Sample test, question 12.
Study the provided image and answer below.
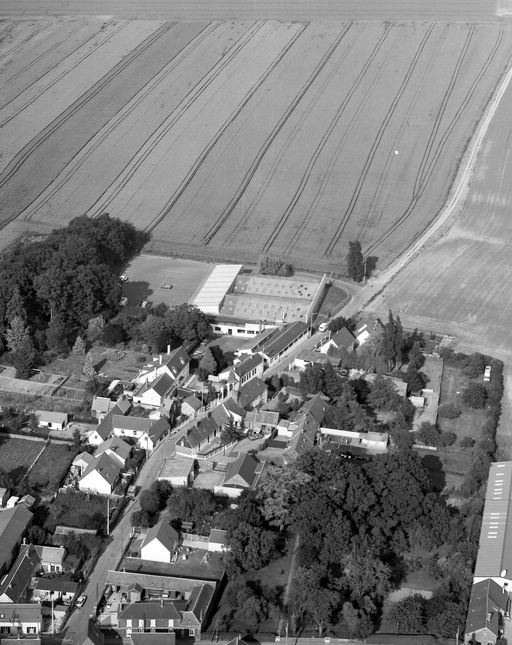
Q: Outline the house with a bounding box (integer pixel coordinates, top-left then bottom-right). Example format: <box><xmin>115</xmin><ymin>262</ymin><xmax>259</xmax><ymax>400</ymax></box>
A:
<box><xmin>157</xmin><ymin>458</ymin><xmax>194</xmax><ymax>487</ymax></box>
<box><xmin>88</xmin><ymin>399</ymin><xmax>131</xmax><ymax>446</ymax></box>
<box><xmin>291</xmin><ymin>349</ymin><xmax>339</xmax><ymax>371</ymax></box>
<box><xmin>245</xmin><ymin>410</ymin><xmax>280</xmax><ymax>434</ymax></box>
<box><xmin>94</xmin><ymin>436</ymin><xmax>132</xmax><ymax>467</ymax></box>
<box><xmin>71</xmin><ymin>451</ymin><xmax>96</xmax><ymax>477</ymax></box>
<box><xmin>318</xmin><ymin>327</ymin><xmax>357</xmax><ymax>354</ymax></box>
<box><xmin>91</xmin><ymin>396</ymin><xmax>115</xmax><ymax>421</ymax></box>
<box><xmin>134</xmin><ymin>347</ymin><xmax>190</xmax><ymax>386</ymax></box>
<box><xmin>0</xmin><ymin>603</ymin><xmax>42</xmax><ymax>635</ymax></box>
<box><xmin>178</xmin><ymin>583</ymin><xmax>215</xmax><ymax>638</ymax></box>
<box><xmin>355</xmin><ymin>323</ymin><xmax>371</xmax><ymax>346</ymax></box>
<box><xmin>31</xmin><ymin>578</ymin><xmax>78</xmax><ymax>603</ymax></box>
<box><xmin>181</xmin><ymin>396</ymin><xmax>202</xmax><ymax>419</ymax></box>
<box><xmin>112</xmin><ymin>415</ymin><xmax>153</xmax><ymax>439</ymax></box>
<box><xmin>320</xmin><ymin>427</ymin><xmax>389</xmax><ymax>453</ymax></box>
<box><xmin>137</xmin><ymin>417</ymin><xmax>170</xmax><ymax>452</ymax></box>
<box><xmin>465</xmin><ymin>578</ymin><xmax>509</xmax><ymax>645</ymax></box>
<box><xmin>0</xmin><ymin>488</ymin><xmax>10</xmax><ymax>508</ymax></box>
<box><xmin>119</xmin><ymin>601</ymin><xmax>181</xmax><ymax>636</ymax></box>
<box><xmin>284</xmin><ymin>415</ymin><xmax>320</xmax><ymax>462</ymax></box>
<box><xmin>301</xmin><ymin>393</ymin><xmax>328</xmax><ymax>424</ymax></box>
<box><xmin>238</xmin><ymin>377</ymin><xmax>268</xmax><ymax>410</ymax></box>
<box><xmin>0</xmin><ymin>505</ymin><xmax>33</xmax><ymax>576</ymax></box>
<box><xmin>132</xmin><ymin>373</ymin><xmax>175</xmax><ymax>409</ymax></box>
<box><xmin>18</xmin><ymin>495</ymin><xmax>36</xmax><ymax>510</ymax></box>
<box><xmin>215</xmin><ymin>453</ymin><xmax>264</xmax><ymax>498</ymax></box>
<box><xmin>83</xmin><ymin>619</ymin><xmax>105</xmax><ymax>645</ymax></box>
<box><xmin>258</xmin><ymin>321</ymin><xmax>309</xmax><ymax>366</ymax></box>
<box><xmin>210</xmin><ymin>397</ymin><xmax>245</xmax><ymax>430</ymax></box>
<box><xmin>0</xmin><ymin>545</ymin><xmax>40</xmax><ymax>603</ymax></box>
<box><xmin>208</xmin><ymin>529</ymin><xmax>228</xmax><ymax>553</ymax></box>
<box><xmin>34</xmin><ymin>545</ymin><xmax>66</xmax><ymax>573</ymax></box>
<box><xmin>218</xmin><ymin>355</ymin><xmax>265</xmax><ymax>387</ymax></box>
<box><xmin>78</xmin><ymin>453</ymin><xmax>121</xmax><ymax>496</ymax></box>
<box><xmin>34</xmin><ymin>410</ymin><xmax>68</xmax><ymax>431</ymax></box>
<box><xmin>176</xmin><ymin>418</ymin><xmax>219</xmax><ymax>457</ymax></box>
<box><xmin>140</xmin><ymin>519</ymin><xmax>179</xmax><ymax>563</ymax></box>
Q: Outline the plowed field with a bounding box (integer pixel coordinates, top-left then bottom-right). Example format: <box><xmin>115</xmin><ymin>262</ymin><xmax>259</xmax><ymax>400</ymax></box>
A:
<box><xmin>1</xmin><ymin>18</ymin><xmax>512</xmax><ymax>273</ymax></box>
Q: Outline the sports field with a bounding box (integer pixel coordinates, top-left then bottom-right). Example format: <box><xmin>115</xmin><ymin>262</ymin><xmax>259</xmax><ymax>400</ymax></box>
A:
<box><xmin>1</xmin><ymin>18</ymin><xmax>511</xmax><ymax>273</ymax></box>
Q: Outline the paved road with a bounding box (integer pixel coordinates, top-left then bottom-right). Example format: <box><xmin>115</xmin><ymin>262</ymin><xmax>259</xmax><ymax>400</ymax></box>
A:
<box><xmin>0</xmin><ymin>0</ymin><xmax>498</xmax><ymax>20</ymax></box>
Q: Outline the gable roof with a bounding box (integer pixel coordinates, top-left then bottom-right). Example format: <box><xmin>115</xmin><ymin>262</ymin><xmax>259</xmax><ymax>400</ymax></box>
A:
<box><xmin>120</xmin><ymin>600</ymin><xmax>181</xmax><ymax>621</ymax></box>
<box><xmin>465</xmin><ymin>578</ymin><xmax>508</xmax><ymax>637</ymax></box>
<box><xmin>115</xmin><ymin>397</ymin><xmax>132</xmax><ymax>415</ymax></box>
<box><xmin>183</xmin><ymin>396</ymin><xmax>202</xmax><ymax>411</ymax></box>
<box><xmin>148</xmin><ymin>373</ymin><xmax>175</xmax><ymax>397</ymax></box>
<box><xmin>93</xmin><ymin>413</ymin><xmax>113</xmax><ymax>442</ymax></box>
<box><xmin>91</xmin><ymin>396</ymin><xmax>114</xmax><ymax>415</ymax></box>
<box><xmin>301</xmin><ymin>394</ymin><xmax>328</xmax><ymax>424</ymax></box>
<box><xmin>260</xmin><ymin>321</ymin><xmax>308</xmax><ymax>359</ymax></box>
<box><xmin>94</xmin><ymin>436</ymin><xmax>131</xmax><ymax>463</ymax></box>
<box><xmin>0</xmin><ymin>603</ymin><xmax>41</xmax><ymax>623</ymax></box>
<box><xmin>224</xmin><ymin>453</ymin><xmax>261</xmax><ymax>489</ymax></box>
<box><xmin>0</xmin><ymin>544</ymin><xmax>40</xmax><ymax>602</ymax></box>
<box><xmin>35</xmin><ymin>410</ymin><xmax>68</xmax><ymax>425</ymax></box>
<box><xmin>245</xmin><ymin>410</ymin><xmax>280</xmax><ymax>426</ymax></box>
<box><xmin>0</xmin><ymin>506</ymin><xmax>33</xmax><ymax>571</ymax></box>
<box><xmin>141</xmin><ymin>519</ymin><xmax>178</xmax><ymax>555</ymax></box>
<box><xmin>131</xmin><ymin>634</ymin><xmax>176</xmax><ymax>645</ymax></box>
<box><xmin>73</xmin><ymin>452</ymin><xmax>95</xmax><ymax>469</ymax></box>
<box><xmin>112</xmin><ymin>415</ymin><xmax>153</xmax><ymax>433</ymax></box>
<box><xmin>163</xmin><ymin>346</ymin><xmax>190</xmax><ymax>378</ymax></box>
<box><xmin>34</xmin><ymin>545</ymin><xmax>66</xmax><ymax>565</ymax></box>
<box><xmin>148</xmin><ymin>417</ymin><xmax>170</xmax><ymax>442</ymax></box>
<box><xmin>81</xmin><ymin>453</ymin><xmax>120</xmax><ymax>487</ymax></box>
<box><xmin>180</xmin><ymin>418</ymin><xmax>217</xmax><ymax>449</ymax></box>
<box><xmin>330</xmin><ymin>327</ymin><xmax>356</xmax><ymax>350</ymax></box>
<box><xmin>239</xmin><ymin>378</ymin><xmax>267</xmax><ymax>409</ymax></box>
<box><xmin>233</xmin><ymin>354</ymin><xmax>263</xmax><ymax>378</ymax></box>
<box><xmin>185</xmin><ymin>583</ymin><xmax>215</xmax><ymax>622</ymax></box>
<box><xmin>223</xmin><ymin>397</ymin><xmax>245</xmax><ymax>418</ymax></box>
<box><xmin>33</xmin><ymin>578</ymin><xmax>78</xmax><ymax>593</ymax></box>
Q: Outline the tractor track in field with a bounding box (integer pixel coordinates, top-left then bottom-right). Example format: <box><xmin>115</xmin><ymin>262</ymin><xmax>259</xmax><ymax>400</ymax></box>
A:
<box><xmin>201</xmin><ymin>22</ymin><xmax>355</xmax><ymax>246</ymax></box>
<box><xmin>0</xmin><ymin>20</ymin><xmax>53</xmax><ymax>65</ymax></box>
<box><xmin>141</xmin><ymin>22</ymin><xmax>305</xmax><ymax>234</ymax></box>
<box><xmin>273</xmin><ymin>24</ymin><xmax>436</xmax><ymax>258</ymax></box>
<box><xmin>363</xmin><ymin>20</ymin><xmax>504</xmax><ymax>260</ymax></box>
<box><xmin>0</xmin><ymin>19</ymin><xmax>131</xmax><ymax>127</ymax></box>
<box><xmin>324</xmin><ymin>22</ymin><xmax>471</xmax><ymax>258</ymax></box>
<box><xmin>0</xmin><ymin>20</ymin><xmax>176</xmax><ymax>230</ymax></box>
<box><xmin>20</xmin><ymin>20</ymin><xmax>220</xmax><ymax>221</ymax></box>
<box><xmin>0</xmin><ymin>19</ymin><xmax>117</xmax><ymax>109</ymax></box>
<box><xmin>85</xmin><ymin>21</ymin><xmax>267</xmax><ymax>221</ymax></box>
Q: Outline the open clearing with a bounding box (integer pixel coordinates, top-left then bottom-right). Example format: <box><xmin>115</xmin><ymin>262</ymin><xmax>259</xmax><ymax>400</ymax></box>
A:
<box><xmin>0</xmin><ymin>435</ymin><xmax>43</xmax><ymax>483</ymax></box>
<box><xmin>0</xmin><ymin>19</ymin><xmax>511</xmax><ymax>273</ymax></box>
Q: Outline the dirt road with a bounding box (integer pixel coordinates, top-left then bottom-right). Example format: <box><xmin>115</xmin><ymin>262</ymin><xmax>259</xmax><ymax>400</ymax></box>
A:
<box><xmin>0</xmin><ymin>0</ymin><xmax>497</xmax><ymax>21</ymax></box>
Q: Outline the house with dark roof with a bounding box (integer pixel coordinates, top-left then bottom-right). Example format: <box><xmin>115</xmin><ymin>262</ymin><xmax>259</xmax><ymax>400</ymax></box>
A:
<box><xmin>245</xmin><ymin>410</ymin><xmax>280</xmax><ymax>434</ymax></box>
<box><xmin>83</xmin><ymin>619</ymin><xmax>105</xmax><ymax>645</ymax></box>
<box><xmin>301</xmin><ymin>393</ymin><xmax>328</xmax><ymax>424</ymax></box>
<box><xmin>0</xmin><ymin>544</ymin><xmax>40</xmax><ymax>603</ymax></box>
<box><xmin>210</xmin><ymin>397</ymin><xmax>245</xmax><ymax>430</ymax></box>
<box><xmin>238</xmin><ymin>377</ymin><xmax>268</xmax><ymax>410</ymax></box>
<box><xmin>138</xmin><ymin>417</ymin><xmax>170</xmax><ymax>452</ymax></box>
<box><xmin>130</xmin><ymin>634</ymin><xmax>175</xmax><ymax>645</ymax></box>
<box><xmin>140</xmin><ymin>519</ymin><xmax>179</xmax><ymax>563</ymax></box>
<box><xmin>71</xmin><ymin>452</ymin><xmax>96</xmax><ymax>477</ymax></box>
<box><xmin>31</xmin><ymin>578</ymin><xmax>78</xmax><ymax>603</ymax></box>
<box><xmin>134</xmin><ymin>347</ymin><xmax>190</xmax><ymax>386</ymax></box>
<box><xmin>215</xmin><ymin>454</ymin><xmax>264</xmax><ymax>498</ymax></box>
<box><xmin>465</xmin><ymin>578</ymin><xmax>509</xmax><ymax>645</ymax></box>
<box><xmin>218</xmin><ymin>355</ymin><xmax>265</xmax><ymax>388</ymax></box>
<box><xmin>319</xmin><ymin>326</ymin><xmax>357</xmax><ymax>354</ymax></box>
<box><xmin>258</xmin><ymin>321</ymin><xmax>309</xmax><ymax>366</ymax></box>
<box><xmin>78</xmin><ymin>452</ymin><xmax>121</xmax><ymax>495</ymax></box>
<box><xmin>0</xmin><ymin>506</ymin><xmax>33</xmax><ymax>576</ymax></box>
<box><xmin>111</xmin><ymin>415</ymin><xmax>169</xmax><ymax>452</ymax></box>
<box><xmin>0</xmin><ymin>603</ymin><xmax>42</xmax><ymax>635</ymax></box>
<box><xmin>132</xmin><ymin>373</ymin><xmax>175</xmax><ymax>409</ymax></box>
<box><xmin>0</xmin><ymin>488</ymin><xmax>10</xmax><ymax>508</ymax></box>
<box><xmin>176</xmin><ymin>418</ymin><xmax>219</xmax><ymax>457</ymax></box>
<box><xmin>94</xmin><ymin>436</ymin><xmax>132</xmax><ymax>466</ymax></box>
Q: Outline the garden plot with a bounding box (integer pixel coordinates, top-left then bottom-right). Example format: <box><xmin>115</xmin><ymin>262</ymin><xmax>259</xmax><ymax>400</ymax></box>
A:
<box><xmin>0</xmin><ymin>436</ymin><xmax>43</xmax><ymax>483</ymax></box>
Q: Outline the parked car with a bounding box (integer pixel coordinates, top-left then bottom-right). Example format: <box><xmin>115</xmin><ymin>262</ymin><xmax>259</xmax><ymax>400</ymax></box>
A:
<box><xmin>76</xmin><ymin>595</ymin><xmax>87</xmax><ymax>608</ymax></box>
<box><xmin>120</xmin><ymin>275</ymin><xmax>128</xmax><ymax>282</ymax></box>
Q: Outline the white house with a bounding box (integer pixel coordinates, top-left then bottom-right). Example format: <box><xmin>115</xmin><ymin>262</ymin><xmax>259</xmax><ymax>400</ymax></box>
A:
<box><xmin>91</xmin><ymin>396</ymin><xmax>115</xmax><ymax>421</ymax></box>
<box><xmin>134</xmin><ymin>417</ymin><xmax>170</xmax><ymax>452</ymax></box>
<box><xmin>35</xmin><ymin>410</ymin><xmax>68</xmax><ymax>431</ymax></box>
<box><xmin>215</xmin><ymin>453</ymin><xmax>264</xmax><ymax>498</ymax></box>
<box><xmin>78</xmin><ymin>453</ymin><xmax>121</xmax><ymax>496</ymax></box>
<box><xmin>140</xmin><ymin>519</ymin><xmax>179</xmax><ymax>563</ymax></box>
<box><xmin>181</xmin><ymin>395</ymin><xmax>202</xmax><ymax>419</ymax></box>
<box><xmin>134</xmin><ymin>346</ymin><xmax>190</xmax><ymax>386</ymax></box>
<box><xmin>318</xmin><ymin>327</ymin><xmax>357</xmax><ymax>354</ymax></box>
<box><xmin>132</xmin><ymin>373</ymin><xmax>175</xmax><ymax>409</ymax></box>
<box><xmin>94</xmin><ymin>436</ymin><xmax>131</xmax><ymax>467</ymax></box>
<box><xmin>71</xmin><ymin>451</ymin><xmax>96</xmax><ymax>477</ymax></box>
<box><xmin>0</xmin><ymin>603</ymin><xmax>41</xmax><ymax>635</ymax></box>
<box><xmin>34</xmin><ymin>545</ymin><xmax>66</xmax><ymax>573</ymax></box>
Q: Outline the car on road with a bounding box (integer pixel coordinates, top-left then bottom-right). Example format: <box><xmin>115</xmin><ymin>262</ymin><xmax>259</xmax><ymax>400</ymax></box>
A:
<box><xmin>120</xmin><ymin>275</ymin><xmax>128</xmax><ymax>282</ymax></box>
<box><xmin>76</xmin><ymin>595</ymin><xmax>87</xmax><ymax>608</ymax></box>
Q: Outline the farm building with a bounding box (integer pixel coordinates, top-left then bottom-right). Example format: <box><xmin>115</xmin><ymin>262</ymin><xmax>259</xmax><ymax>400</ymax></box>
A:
<box><xmin>157</xmin><ymin>458</ymin><xmax>195</xmax><ymax>487</ymax></box>
<box><xmin>257</xmin><ymin>321</ymin><xmax>309</xmax><ymax>365</ymax></box>
<box><xmin>0</xmin><ymin>505</ymin><xmax>33</xmax><ymax>576</ymax></box>
<box><xmin>465</xmin><ymin>578</ymin><xmax>509</xmax><ymax>645</ymax></box>
<box><xmin>474</xmin><ymin>462</ymin><xmax>512</xmax><ymax>588</ymax></box>
<box><xmin>192</xmin><ymin>264</ymin><xmax>243</xmax><ymax>315</ymax></box>
<box><xmin>35</xmin><ymin>410</ymin><xmax>68</xmax><ymax>430</ymax></box>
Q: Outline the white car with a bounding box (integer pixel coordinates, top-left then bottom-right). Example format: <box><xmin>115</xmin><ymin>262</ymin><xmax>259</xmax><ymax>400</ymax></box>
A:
<box><xmin>120</xmin><ymin>274</ymin><xmax>128</xmax><ymax>282</ymax></box>
<box><xmin>76</xmin><ymin>595</ymin><xmax>87</xmax><ymax>608</ymax></box>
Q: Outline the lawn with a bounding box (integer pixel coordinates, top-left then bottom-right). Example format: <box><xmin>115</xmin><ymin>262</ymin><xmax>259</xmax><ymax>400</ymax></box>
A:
<box><xmin>0</xmin><ymin>436</ymin><xmax>44</xmax><ymax>484</ymax></box>
<box><xmin>29</xmin><ymin>442</ymin><xmax>77</xmax><ymax>492</ymax></box>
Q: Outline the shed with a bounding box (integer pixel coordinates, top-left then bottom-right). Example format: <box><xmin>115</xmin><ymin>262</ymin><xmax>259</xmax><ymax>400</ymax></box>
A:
<box><xmin>35</xmin><ymin>410</ymin><xmax>68</xmax><ymax>431</ymax></box>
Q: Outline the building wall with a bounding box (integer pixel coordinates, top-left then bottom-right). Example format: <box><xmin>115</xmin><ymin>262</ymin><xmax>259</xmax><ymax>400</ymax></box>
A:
<box><xmin>140</xmin><ymin>539</ymin><xmax>172</xmax><ymax>563</ymax></box>
<box><xmin>79</xmin><ymin>471</ymin><xmax>112</xmax><ymax>495</ymax></box>
<box><xmin>88</xmin><ymin>431</ymin><xmax>106</xmax><ymax>446</ymax></box>
<box><xmin>465</xmin><ymin>626</ymin><xmax>497</xmax><ymax>644</ymax></box>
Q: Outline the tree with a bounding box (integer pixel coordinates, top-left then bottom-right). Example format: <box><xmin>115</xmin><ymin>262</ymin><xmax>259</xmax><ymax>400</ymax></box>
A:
<box><xmin>221</xmin><ymin>415</ymin><xmax>239</xmax><ymax>445</ymax></box>
<box><xmin>5</xmin><ymin>286</ymin><xmax>26</xmax><ymax>323</ymax></box>
<box><xmin>83</xmin><ymin>352</ymin><xmax>96</xmax><ymax>377</ymax></box>
<box><xmin>405</xmin><ymin>364</ymin><xmax>425</xmax><ymax>393</ymax></box>
<box><xmin>199</xmin><ymin>347</ymin><xmax>217</xmax><ymax>378</ymax></box>
<box><xmin>164</xmin><ymin>304</ymin><xmax>210</xmax><ymax>344</ymax></box>
<box><xmin>45</xmin><ymin>314</ymin><xmax>69</xmax><ymax>354</ymax></box>
<box><xmin>346</xmin><ymin>241</ymin><xmax>365</xmax><ymax>282</ymax></box>
<box><xmin>377</xmin><ymin>311</ymin><xmax>403</xmax><ymax>372</ymax></box>
<box><xmin>5</xmin><ymin>315</ymin><xmax>29</xmax><ymax>354</ymax></box>
<box><xmin>367</xmin><ymin>375</ymin><xmax>401</xmax><ymax>411</ymax></box>
<box><xmin>415</xmin><ymin>422</ymin><xmax>440</xmax><ymax>447</ymax></box>
<box><xmin>255</xmin><ymin>464</ymin><xmax>311</xmax><ymax>530</ymax></box>
<box><xmin>463</xmin><ymin>353</ymin><xmax>487</xmax><ymax>378</ymax></box>
<box><xmin>139</xmin><ymin>488</ymin><xmax>161</xmax><ymax>515</ymax></box>
<box><xmin>289</xmin><ymin>567</ymin><xmax>338</xmax><ymax>636</ymax></box>
<box><xmin>258</xmin><ymin>255</ymin><xmax>293</xmax><ymax>277</ymax></box>
<box><xmin>389</xmin><ymin>595</ymin><xmax>425</xmax><ymax>632</ymax></box>
<box><xmin>72</xmin><ymin>427</ymin><xmax>81</xmax><ymax>450</ymax></box>
<box><xmin>343</xmin><ymin>551</ymin><xmax>392</xmax><ymax>602</ymax></box>
<box><xmin>460</xmin><ymin>436</ymin><xmax>475</xmax><ymax>449</ymax></box>
<box><xmin>462</xmin><ymin>383</ymin><xmax>487</xmax><ymax>409</ymax></box>
<box><xmin>13</xmin><ymin>334</ymin><xmax>36</xmax><ymax>378</ymax></box>
<box><xmin>72</xmin><ymin>335</ymin><xmax>86</xmax><ymax>355</ymax></box>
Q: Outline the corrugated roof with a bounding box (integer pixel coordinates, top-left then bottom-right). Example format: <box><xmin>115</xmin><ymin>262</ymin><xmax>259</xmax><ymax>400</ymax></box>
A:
<box><xmin>475</xmin><ymin>462</ymin><xmax>512</xmax><ymax>578</ymax></box>
<box><xmin>192</xmin><ymin>265</ymin><xmax>243</xmax><ymax>315</ymax></box>
<box><xmin>260</xmin><ymin>321</ymin><xmax>308</xmax><ymax>359</ymax></box>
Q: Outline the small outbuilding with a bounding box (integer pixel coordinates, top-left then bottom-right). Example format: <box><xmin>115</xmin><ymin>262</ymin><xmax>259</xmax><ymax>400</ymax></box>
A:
<box><xmin>35</xmin><ymin>411</ymin><xmax>68</xmax><ymax>431</ymax></box>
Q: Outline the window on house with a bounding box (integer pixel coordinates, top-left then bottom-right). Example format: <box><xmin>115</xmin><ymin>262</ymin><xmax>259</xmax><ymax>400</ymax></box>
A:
<box><xmin>214</xmin><ymin>326</ymin><xmax>221</xmax><ymax>331</ymax></box>
<box><xmin>0</xmin><ymin>627</ymin><xmax>10</xmax><ymax>634</ymax></box>
<box><xmin>27</xmin><ymin>628</ymin><xmax>36</xmax><ymax>634</ymax></box>
<box><xmin>189</xmin><ymin>629</ymin><xmax>195</xmax><ymax>637</ymax></box>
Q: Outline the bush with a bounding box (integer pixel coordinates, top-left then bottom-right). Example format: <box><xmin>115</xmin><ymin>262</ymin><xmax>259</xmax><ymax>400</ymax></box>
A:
<box><xmin>462</xmin><ymin>383</ymin><xmax>487</xmax><ymax>409</ymax></box>
<box><xmin>438</xmin><ymin>403</ymin><xmax>461</xmax><ymax>419</ymax></box>
<box><xmin>460</xmin><ymin>437</ymin><xmax>475</xmax><ymax>449</ymax></box>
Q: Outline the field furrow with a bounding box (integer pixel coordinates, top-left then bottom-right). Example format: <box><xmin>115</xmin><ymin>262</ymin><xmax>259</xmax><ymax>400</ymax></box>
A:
<box><xmin>0</xmin><ymin>20</ymin><xmax>208</xmax><ymax>225</ymax></box>
<box><xmin>84</xmin><ymin>21</ymin><xmax>303</xmax><ymax>227</ymax></box>
<box><xmin>19</xmin><ymin>21</ymin><xmax>254</xmax><ymax>225</ymax></box>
